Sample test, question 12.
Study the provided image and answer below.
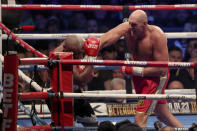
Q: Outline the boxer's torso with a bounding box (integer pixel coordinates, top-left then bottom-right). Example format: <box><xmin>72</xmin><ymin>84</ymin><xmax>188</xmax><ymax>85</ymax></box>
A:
<box><xmin>125</xmin><ymin>25</ymin><xmax>162</xmax><ymax>61</ymax></box>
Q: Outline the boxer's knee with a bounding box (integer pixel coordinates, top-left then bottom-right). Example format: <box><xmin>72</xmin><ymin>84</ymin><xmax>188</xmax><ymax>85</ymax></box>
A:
<box><xmin>134</xmin><ymin>112</ymin><xmax>148</xmax><ymax>127</ymax></box>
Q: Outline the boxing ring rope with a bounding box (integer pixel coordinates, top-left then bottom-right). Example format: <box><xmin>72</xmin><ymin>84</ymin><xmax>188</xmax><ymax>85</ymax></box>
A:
<box><xmin>18</xmin><ymin>65</ymin><xmax>120</xmax><ymax>71</ymax></box>
<box><xmin>18</xmin><ymin>92</ymin><xmax>196</xmax><ymax>101</ymax></box>
<box><xmin>0</xmin><ymin>22</ymin><xmax>47</xmax><ymax>58</ymax></box>
<box><xmin>83</xmin><ymin>89</ymin><xmax>196</xmax><ymax>95</ymax></box>
<box><xmin>2</xmin><ymin>32</ymin><xmax>197</xmax><ymax>39</ymax></box>
<box><xmin>18</xmin><ymin>101</ymin><xmax>48</xmax><ymax>125</ymax></box>
<box><xmin>0</xmin><ymin>54</ymin><xmax>46</xmax><ymax>92</ymax></box>
<box><xmin>20</xmin><ymin>58</ymin><xmax>195</xmax><ymax>68</ymax></box>
<box><xmin>2</xmin><ymin>4</ymin><xmax>197</xmax><ymax>10</ymax></box>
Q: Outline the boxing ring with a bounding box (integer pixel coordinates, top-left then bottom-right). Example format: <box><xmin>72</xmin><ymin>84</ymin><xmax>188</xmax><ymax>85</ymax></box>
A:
<box><xmin>1</xmin><ymin>3</ymin><xmax>197</xmax><ymax>131</ymax></box>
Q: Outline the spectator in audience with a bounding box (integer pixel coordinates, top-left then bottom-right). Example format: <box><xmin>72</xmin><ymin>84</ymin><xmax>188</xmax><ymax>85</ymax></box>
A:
<box><xmin>115</xmin><ymin>40</ymin><xmax>126</xmax><ymax>60</ymax></box>
<box><xmin>110</xmin><ymin>78</ymin><xmax>126</xmax><ymax>103</ymax></box>
<box><xmin>86</xmin><ymin>19</ymin><xmax>98</xmax><ymax>33</ymax></box>
<box><xmin>112</xmin><ymin>69</ymin><xmax>124</xmax><ymax>79</ymax></box>
<box><xmin>32</xmin><ymin>12</ymin><xmax>48</xmax><ymax>33</ymax></box>
<box><xmin>167</xmin><ymin>46</ymin><xmax>185</xmax><ymax>89</ymax></box>
<box><xmin>46</xmin><ymin>15</ymin><xmax>60</xmax><ymax>33</ymax></box>
<box><xmin>169</xmin><ymin>46</ymin><xmax>183</xmax><ymax>62</ymax></box>
<box><xmin>19</xmin><ymin>11</ymin><xmax>34</xmax><ymax>27</ymax></box>
<box><xmin>183</xmin><ymin>15</ymin><xmax>197</xmax><ymax>32</ymax></box>
<box><xmin>94</xmin><ymin>11</ymin><xmax>108</xmax><ymax>26</ymax></box>
<box><xmin>115</xmin><ymin>119</ymin><xmax>143</xmax><ymax>131</ymax></box>
<box><xmin>168</xmin><ymin>57</ymin><xmax>197</xmax><ymax>89</ymax></box>
<box><xmin>101</xmin><ymin>45</ymin><xmax>117</xmax><ymax>60</ymax></box>
<box><xmin>59</xmin><ymin>11</ymin><xmax>73</xmax><ymax>30</ymax></box>
<box><xmin>172</xmin><ymin>10</ymin><xmax>191</xmax><ymax>27</ymax></box>
<box><xmin>189</xmin><ymin>123</ymin><xmax>197</xmax><ymax>131</ymax></box>
<box><xmin>167</xmin><ymin>80</ymin><xmax>184</xmax><ymax>90</ymax></box>
<box><xmin>45</xmin><ymin>15</ymin><xmax>62</xmax><ymax>51</ymax></box>
<box><xmin>184</xmin><ymin>39</ymin><xmax>197</xmax><ymax>61</ymax></box>
<box><xmin>97</xmin><ymin>121</ymin><xmax>116</xmax><ymax>131</ymax></box>
<box><xmin>69</xmin><ymin>12</ymin><xmax>87</xmax><ymax>32</ymax></box>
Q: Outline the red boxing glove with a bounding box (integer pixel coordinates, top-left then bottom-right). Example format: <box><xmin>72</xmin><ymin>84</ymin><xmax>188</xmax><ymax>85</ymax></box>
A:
<box><xmin>84</xmin><ymin>37</ymin><xmax>100</xmax><ymax>57</ymax></box>
<box><xmin>120</xmin><ymin>66</ymin><xmax>144</xmax><ymax>77</ymax></box>
<box><xmin>120</xmin><ymin>66</ymin><xmax>133</xmax><ymax>75</ymax></box>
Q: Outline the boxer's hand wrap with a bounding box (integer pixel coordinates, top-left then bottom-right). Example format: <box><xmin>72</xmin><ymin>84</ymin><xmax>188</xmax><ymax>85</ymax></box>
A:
<box><xmin>84</xmin><ymin>37</ymin><xmax>100</xmax><ymax>60</ymax></box>
<box><xmin>120</xmin><ymin>66</ymin><xmax>144</xmax><ymax>77</ymax></box>
<box><xmin>77</xmin><ymin>65</ymin><xmax>86</xmax><ymax>72</ymax></box>
<box><xmin>77</xmin><ymin>57</ymin><xmax>94</xmax><ymax>80</ymax></box>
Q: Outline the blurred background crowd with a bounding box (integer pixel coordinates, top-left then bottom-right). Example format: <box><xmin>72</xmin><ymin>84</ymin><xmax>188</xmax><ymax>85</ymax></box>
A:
<box><xmin>2</xmin><ymin>0</ymin><xmax>197</xmax><ymax>102</ymax></box>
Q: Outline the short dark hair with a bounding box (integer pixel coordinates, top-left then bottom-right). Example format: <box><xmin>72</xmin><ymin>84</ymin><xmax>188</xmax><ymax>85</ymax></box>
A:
<box><xmin>116</xmin><ymin>119</ymin><xmax>143</xmax><ymax>131</ymax></box>
<box><xmin>97</xmin><ymin>121</ymin><xmax>116</xmax><ymax>131</ymax></box>
<box><xmin>168</xmin><ymin>46</ymin><xmax>182</xmax><ymax>54</ymax></box>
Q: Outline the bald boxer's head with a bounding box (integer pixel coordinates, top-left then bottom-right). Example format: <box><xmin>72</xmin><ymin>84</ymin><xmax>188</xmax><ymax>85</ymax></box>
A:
<box><xmin>128</xmin><ymin>10</ymin><xmax>148</xmax><ymax>38</ymax></box>
<box><xmin>63</xmin><ymin>35</ymin><xmax>85</xmax><ymax>59</ymax></box>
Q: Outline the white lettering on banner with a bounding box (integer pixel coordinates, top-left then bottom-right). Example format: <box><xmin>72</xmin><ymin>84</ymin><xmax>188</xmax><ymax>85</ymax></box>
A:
<box><xmin>135</xmin><ymin>5</ymin><xmax>156</xmax><ymax>8</ymax></box>
<box><xmin>124</xmin><ymin>61</ymin><xmax>147</xmax><ymax>66</ymax></box>
<box><xmin>80</xmin><ymin>5</ymin><xmax>101</xmax><ymax>8</ymax></box>
<box><xmin>2</xmin><ymin>119</ymin><xmax>12</xmax><ymax>131</ymax></box>
<box><xmin>174</xmin><ymin>102</ymin><xmax>181</xmax><ymax>113</ymax></box>
<box><xmin>168</xmin><ymin>103</ymin><xmax>174</xmax><ymax>113</ymax></box>
<box><xmin>3</xmin><ymin>104</ymin><xmax>13</xmax><ymax>118</ymax></box>
<box><xmin>3</xmin><ymin>73</ymin><xmax>14</xmax><ymax>87</ymax></box>
<box><xmin>3</xmin><ymin>73</ymin><xmax>15</xmax><ymax>130</ymax></box>
<box><xmin>168</xmin><ymin>62</ymin><xmax>191</xmax><ymax>68</ymax></box>
<box><xmin>40</xmin><ymin>5</ymin><xmax>61</xmax><ymax>8</ymax></box>
<box><xmin>168</xmin><ymin>102</ymin><xmax>190</xmax><ymax>114</ymax></box>
<box><xmin>3</xmin><ymin>88</ymin><xmax>13</xmax><ymax>103</ymax></box>
<box><xmin>81</xmin><ymin>59</ymin><xmax>104</xmax><ymax>63</ymax></box>
<box><xmin>174</xmin><ymin>4</ymin><xmax>195</xmax><ymax>7</ymax></box>
<box><xmin>180</xmin><ymin>102</ymin><xmax>190</xmax><ymax>113</ymax></box>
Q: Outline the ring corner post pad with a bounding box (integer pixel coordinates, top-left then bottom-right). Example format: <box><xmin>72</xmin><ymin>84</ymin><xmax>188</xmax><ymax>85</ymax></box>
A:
<box><xmin>49</xmin><ymin>52</ymin><xmax>74</xmax><ymax>128</ymax></box>
<box><xmin>194</xmin><ymin>63</ymin><xmax>197</xmax><ymax>105</ymax></box>
<box><xmin>2</xmin><ymin>51</ymin><xmax>18</xmax><ymax>131</ymax></box>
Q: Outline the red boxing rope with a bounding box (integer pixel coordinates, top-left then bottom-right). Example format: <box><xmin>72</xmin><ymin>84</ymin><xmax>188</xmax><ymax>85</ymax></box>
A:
<box><xmin>20</xmin><ymin>25</ymin><xmax>35</xmax><ymax>31</ymax></box>
<box><xmin>23</xmin><ymin>125</ymin><xmax>51</xmax><ymax>131</ymax></box>
<box><xmin>19</xmin><ymin>92</ymin><xmax>49</xmax><ymax>100</ymax></box>
<box><xmin>2</xmin><ymin>4</ymin><xmax>197</xmax><ymax>10</ymax></box>
<box><xmin>0</xmin><ymin>22</ymin><xmax>47</xmax><ymax>58</ymax></box>
<box><xmin>20</xmin><ymin>58</ymin><xmax>195</xmax><ymax>68</ymax></box>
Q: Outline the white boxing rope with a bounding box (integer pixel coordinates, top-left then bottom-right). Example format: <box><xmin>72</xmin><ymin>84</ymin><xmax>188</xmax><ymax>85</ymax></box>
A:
<box><xmin>83</xmin><ymin>89</ymin><xmax>196</xmax><ymax>95</ymax></box>
<box><xmin>18</xmin><ymin>101</ymin><xmax>48</xmax><ymax>125</ymax></box>
<box><xmin>18</xmin><ymin>70</ymin><xmax>49</xmax><ymax>92</ymax></box>
<box><xmin>0</xmin><ymin>54</ymin><xmax>48</xmax><ymax>92</ymax></box>
<box><xmin>2</xmin><ymin>32</ymin><xmax>197</xmax><ymax>40</ymax></box>
<box><xmin>59</xmin><ymin>93</ymin><xmax>196</xmax><ymax>101</ymax></box>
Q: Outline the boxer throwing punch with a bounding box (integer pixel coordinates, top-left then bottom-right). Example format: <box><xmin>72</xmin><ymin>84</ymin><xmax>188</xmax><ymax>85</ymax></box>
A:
<box><xmin>54</xmin><ymin>35</ymin><xmax>100</xmax><ymax>126</ymax></box>
<box><xmin>100</xmin><ymin>10</ymin><xmax>182</xmax><ymax>127</ymax></box>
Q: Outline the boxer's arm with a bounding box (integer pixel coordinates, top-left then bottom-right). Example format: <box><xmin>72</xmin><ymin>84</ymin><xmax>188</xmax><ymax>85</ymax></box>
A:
<box><xmin>53</xmin><ymin>42</ymin><xmax>64</xmax><ymax>52</ymax></box>
<box><xmin>73</xmin><ymin>65</ymin><xmax>93</xmax><ymax>84</ymax></box>
<box><xmin>100</xmin><ymin>22</ymin><xmax>130</xmax><ymax>49</ymax></box>
<box><xmin>143</xmin><ymin>30</ymin><xmax>168</xmax><ymax>76</ymax></box>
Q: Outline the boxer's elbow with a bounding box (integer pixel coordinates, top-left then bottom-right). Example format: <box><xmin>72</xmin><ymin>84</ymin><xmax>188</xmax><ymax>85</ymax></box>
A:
<box><xmin>159</xmin><ymin>68</ymin><xmax>168</xmax><ymax>76</ymax></box>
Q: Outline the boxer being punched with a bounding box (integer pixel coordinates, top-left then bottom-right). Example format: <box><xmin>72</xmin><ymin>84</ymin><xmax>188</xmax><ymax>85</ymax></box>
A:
<box><xmin>54</xmin><ymin>35</ymin><xmax>100</xmax><ymax>126</ymax></box>
<box><xmin>100</xmin><ymin>10</ymin><xmax>182</xmax><ymax>127</ymax></box>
